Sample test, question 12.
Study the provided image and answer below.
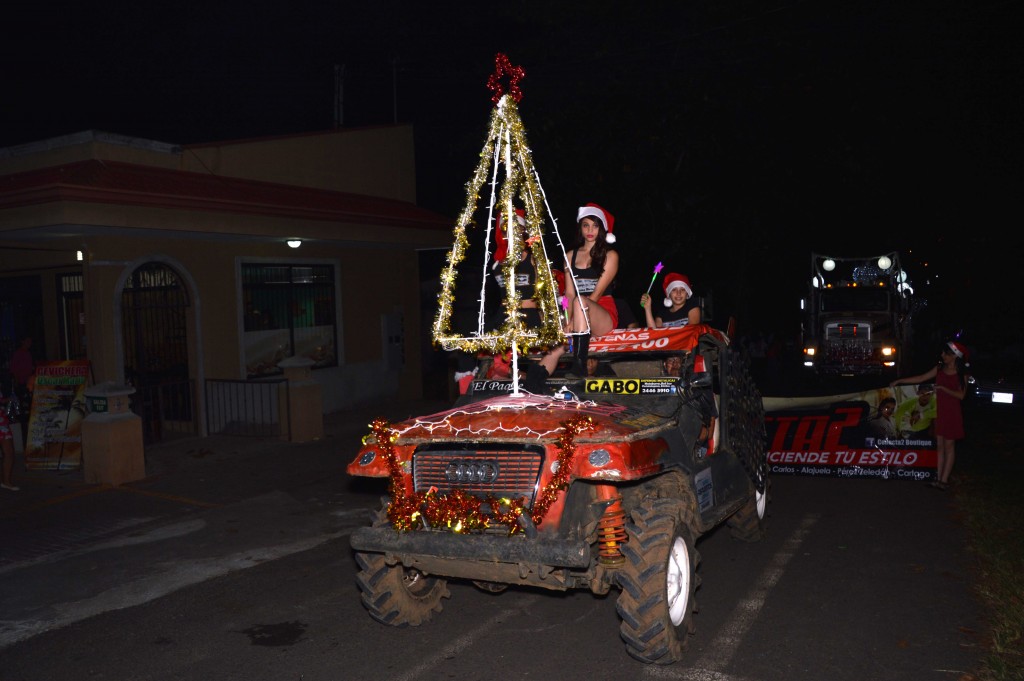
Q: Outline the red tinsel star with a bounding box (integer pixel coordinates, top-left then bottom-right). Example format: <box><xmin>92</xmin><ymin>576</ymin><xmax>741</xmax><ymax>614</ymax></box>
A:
<box><xmin>486</xmin><ymin>53</ymin><xmax>525</xmax><ymax>104</ymax></box>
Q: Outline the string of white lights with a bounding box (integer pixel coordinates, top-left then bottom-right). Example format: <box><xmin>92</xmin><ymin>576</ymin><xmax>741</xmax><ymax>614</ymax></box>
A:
<box><xmin>392</xmin><ymin>393</ymin><xmax>600</xmax><ymax>441</ymax></box>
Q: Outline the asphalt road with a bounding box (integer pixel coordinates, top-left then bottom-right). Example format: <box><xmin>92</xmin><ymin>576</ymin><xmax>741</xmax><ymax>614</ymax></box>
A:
<box><xmin>0</xmin><ymin>412</ymin><xmax>982</xmax><ymax>681</ymax></box>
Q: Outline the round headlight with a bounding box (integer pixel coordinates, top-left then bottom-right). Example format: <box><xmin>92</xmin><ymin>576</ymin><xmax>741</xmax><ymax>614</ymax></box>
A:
<box><xmin>588</xmin><ymin>449</ymin><xmax>612</xmax><ymax>467</ymax></box>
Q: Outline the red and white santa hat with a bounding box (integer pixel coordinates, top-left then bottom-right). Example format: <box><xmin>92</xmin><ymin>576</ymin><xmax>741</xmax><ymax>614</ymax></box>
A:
<box><xmin>576</xmin><ymin>203</ymin><xmax>616</xmax><ymax>243</ymax></box>
<box><xmin>493</xmin><ymin>209</ymin><xmax>527</xmax><ymax>268</ymax></box>
<box><xmin>947</xmin><ymin>340</ymin><xmax>970</xmax><ymax>361</ymax></box>
<box><xmin>663</xmin><ymin>273</ymin><xmax>692</xmax><ymax>307</ymax></box>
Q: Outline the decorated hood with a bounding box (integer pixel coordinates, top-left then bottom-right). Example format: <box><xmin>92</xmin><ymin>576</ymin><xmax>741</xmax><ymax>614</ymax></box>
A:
<box><xmin>373</xmin><ymin>393</ymin><xmax>671</xmax><ymax>445</ymax></box>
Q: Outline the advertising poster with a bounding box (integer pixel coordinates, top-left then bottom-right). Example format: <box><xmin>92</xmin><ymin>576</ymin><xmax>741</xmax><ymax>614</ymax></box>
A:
<box><xmin>764</xmin><ymin>384</ymin><xmax>938</xmax><ymax>481</ymax></box>
<box><xmin>25</xmin><ymin>360</ymin><xmax>91</xmax><ymax>470</ymax></box>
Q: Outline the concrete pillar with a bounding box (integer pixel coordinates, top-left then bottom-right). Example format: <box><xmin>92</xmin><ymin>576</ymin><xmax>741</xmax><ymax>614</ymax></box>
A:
<box><xmin>81</xmin><ymin>383</ymin><xmax>145</xmax><ymax>486</ymax></box>
<box><xmin>277</xmin><ymin>357</ymin><xmax>323</xmax><ymax>443</ymax></box>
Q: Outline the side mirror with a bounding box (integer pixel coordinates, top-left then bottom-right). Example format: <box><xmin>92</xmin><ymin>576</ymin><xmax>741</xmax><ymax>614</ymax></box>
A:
<box><xmin>689</xmin><ymin>372</ymin><xmax>713</xmax><ymax>389</ymax></box>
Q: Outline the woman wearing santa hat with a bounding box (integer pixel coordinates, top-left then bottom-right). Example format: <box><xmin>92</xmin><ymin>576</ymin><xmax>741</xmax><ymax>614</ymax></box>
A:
<box><xmin>489</xmin><ymin>209</ymin><xmax>542</xmax><ymax>329</ymax></box>
<box><xmin>890</xmin><ymin>340</ymin><xmax>971</xmax><ymax>490</ymax></box>
<box><xmin>563</xmin><ymin>203</ymin><xmax>620</xmax><ymax>341</ymax></box>
<box><xmin>641</xmin><ymin>272</ymin><xmax>701</xmax><ymax>328</ymax></box>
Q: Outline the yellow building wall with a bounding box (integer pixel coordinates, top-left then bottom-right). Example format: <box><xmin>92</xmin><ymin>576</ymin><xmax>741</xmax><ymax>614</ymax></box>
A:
<box><xmin>74</xmin><ymin>233</ymin><xmax>427</xmax><ymax>404</ymax></box>
<box><xmin>1</xmin><ymin>127</ymin><xmax>446</xmax><ymax>414</ymax></box>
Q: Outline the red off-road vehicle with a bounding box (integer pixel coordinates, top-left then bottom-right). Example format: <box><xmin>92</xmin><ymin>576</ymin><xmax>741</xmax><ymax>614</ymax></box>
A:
<box><xmin>347</xmin><ymin>324</ymin><xmax>767</xmax><ymax>664</ymax></box>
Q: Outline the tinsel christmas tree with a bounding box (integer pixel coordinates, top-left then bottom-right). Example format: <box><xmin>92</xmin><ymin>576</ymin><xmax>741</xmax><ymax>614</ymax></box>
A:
<box><xmin>431</xmin><ymin>54</ymin><xmax>566</xmax><ymax>360</ymax></box>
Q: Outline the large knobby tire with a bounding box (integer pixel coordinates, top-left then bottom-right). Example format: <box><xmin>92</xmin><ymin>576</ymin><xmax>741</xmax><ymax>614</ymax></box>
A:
<box><xmin>726</xmin><ymin>483</ymin><xmax>768</xmax><ymax>541</ymax></box>
<box><xmin>616</xmin><ymin>498</ymin><xmax>700</xmax><ymax>664</ymax></box>
<box><xmin>355</xmin><ymin>551</ymin><xmax>451</xmax><ymax>627</ymax></box>
<box><xmin>721</xmin><ymin>346</ymin><xmax>769</xmax><ymax>541</ymax></box>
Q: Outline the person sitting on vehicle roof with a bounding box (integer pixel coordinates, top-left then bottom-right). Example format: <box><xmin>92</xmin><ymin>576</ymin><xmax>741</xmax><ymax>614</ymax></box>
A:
<box><xmin>641</xmin><ymin>272</ymin><xmax>701</xmax><ymax>329</ymax></box>
<box><xmin>488</xmin><ymin>209</ymin><xmax>542</xmax><ymax>329</ymax></box>
<box><xmin>563</xmin><ymin>203</ymin><xmax>619</xmax><ymax>337</ymax></box>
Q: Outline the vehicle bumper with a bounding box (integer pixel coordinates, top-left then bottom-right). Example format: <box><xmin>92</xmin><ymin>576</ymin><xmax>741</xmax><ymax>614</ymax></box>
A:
<box><xmin>350</xmin><ymin>526</ymin><xmax>592</xmax><ymax>568</ymax></box>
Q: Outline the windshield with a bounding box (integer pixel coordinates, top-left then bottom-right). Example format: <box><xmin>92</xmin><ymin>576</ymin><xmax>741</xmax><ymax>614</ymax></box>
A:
<box><xmin>820</xmin><ymin>287</ymin><xmax>890</xmax><ymax>312</ymax></box>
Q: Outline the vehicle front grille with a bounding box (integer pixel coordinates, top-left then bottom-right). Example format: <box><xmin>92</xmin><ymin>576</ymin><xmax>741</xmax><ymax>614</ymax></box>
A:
<box><xmin>412</xmin><ymin>444</ymin><xmax>545</xmax><ymax>510</ymax></box>
<box><xmin>823</xmin><ymin>338</ymin><xmax>872</xmax><ymax>363</ymax></box>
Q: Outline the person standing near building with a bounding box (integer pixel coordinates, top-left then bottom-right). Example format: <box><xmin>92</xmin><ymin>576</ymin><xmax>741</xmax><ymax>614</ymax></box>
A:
<box><xmin>8</xmin><ymin>335</ymin><xmax>35</xmax><ymax>448</ymax></box>
<box><xmin>9</xmin><ymin>336</ymin><xmax>35</xmax><ymax>402</ymax></box>
<box><xmin>891</xmin><ymin>340</ymin><xmax>970</xmax><ymax>490</ymax></box>
<box><xmin>0</xmin><ymin>395</ymin><xmax>19</xmax><ymax>491</ymax></box>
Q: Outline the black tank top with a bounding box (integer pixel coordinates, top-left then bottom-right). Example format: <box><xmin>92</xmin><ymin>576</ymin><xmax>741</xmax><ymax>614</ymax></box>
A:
<box><xmin>494</xmin><ymin>254</ymin><xmax>536</xmax><ymax>299</ymax></box>
<box><xmin>570</xmin><ymin>248</ymin><xmax>614</xmax><ymax>296</ymax></box>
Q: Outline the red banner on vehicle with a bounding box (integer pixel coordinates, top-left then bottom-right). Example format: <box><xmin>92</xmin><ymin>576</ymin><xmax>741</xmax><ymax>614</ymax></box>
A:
<box><xmin>763</xmin><ymin>385</ymin><xmax>937</xmax><ymax>481</ymax></box>
<box><xmin>589</xmin><ymin>325</ymin><xmax>726</xmax><ymax>354</ymax></box>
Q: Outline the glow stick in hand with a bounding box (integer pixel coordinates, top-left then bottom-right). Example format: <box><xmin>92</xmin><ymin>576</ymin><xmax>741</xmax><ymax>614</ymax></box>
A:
<box><xmin>645</xmin><ymin>262</ymin><xmax>664</xmax><ymax>295</ymax></box>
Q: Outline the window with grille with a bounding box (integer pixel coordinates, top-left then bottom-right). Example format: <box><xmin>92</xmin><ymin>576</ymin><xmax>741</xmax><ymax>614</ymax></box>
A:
<box><xmin>242</xmin><ymin>264</ymin><xmax>338</xmax><ymax>378</ymax></box>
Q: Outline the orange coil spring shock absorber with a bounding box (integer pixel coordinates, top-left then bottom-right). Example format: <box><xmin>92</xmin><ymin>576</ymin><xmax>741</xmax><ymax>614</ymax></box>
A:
<box><xmin>595</xmin><ymin>484</ymin><xmax>627</xmax><ymax>565</ymax></box>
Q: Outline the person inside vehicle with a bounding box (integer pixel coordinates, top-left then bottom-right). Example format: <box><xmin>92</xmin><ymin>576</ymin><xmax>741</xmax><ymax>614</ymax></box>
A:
<box><xmin>586</xmin><ymin>357</ymin><xmax>616</xmax><ymax>377</ymax></box>
<box><xmin>663</xmin><ymin>354</ymin><xmax>685</xmax><ymax>377</ymax></box>
<box><xmin>641</xmin><ymin>273</ymin><xmax>701</xmax><ymax>329</ymax></box>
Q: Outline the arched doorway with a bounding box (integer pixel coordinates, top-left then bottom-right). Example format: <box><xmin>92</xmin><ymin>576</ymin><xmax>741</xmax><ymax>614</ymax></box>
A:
<box><xmin>121</xmin><ymin>262</ymin><xmax>194</xmax><ymax>443</ymax></box>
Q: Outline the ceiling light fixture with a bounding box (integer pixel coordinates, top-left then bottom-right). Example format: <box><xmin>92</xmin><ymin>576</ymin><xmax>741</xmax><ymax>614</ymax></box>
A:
<box><xmin>287</xmin><ymin>239</ymin><xmax>301</xmax><ymax>249</ymax></box>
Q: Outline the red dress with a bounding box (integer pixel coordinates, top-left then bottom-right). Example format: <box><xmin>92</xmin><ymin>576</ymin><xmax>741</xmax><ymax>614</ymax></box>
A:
<box><xmin>934</xmin><ymin>370</ymin><xmax>964</xmax><ymax>439</ymax></box>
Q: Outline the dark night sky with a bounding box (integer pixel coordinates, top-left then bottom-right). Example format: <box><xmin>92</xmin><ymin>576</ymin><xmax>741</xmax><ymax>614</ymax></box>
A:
<box><xmin>3</xmin><ymin>1</ymin><xmax>1022</xmax><ymax>361</ymax></box>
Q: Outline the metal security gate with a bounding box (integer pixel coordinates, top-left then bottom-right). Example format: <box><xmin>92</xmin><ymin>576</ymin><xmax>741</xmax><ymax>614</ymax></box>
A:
<box><xmin>121</xmin><ymin>262</ymin><xmax>195</xmax><ymax>443</ymax></box>
<box><xmin>58</xmin><ymin>273</ymin><xmax>86</xmax><ymax>360</ymax></box>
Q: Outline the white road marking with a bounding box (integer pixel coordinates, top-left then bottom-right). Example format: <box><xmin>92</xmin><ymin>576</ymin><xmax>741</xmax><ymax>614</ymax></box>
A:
<box><xmin>0</xmin><ymin>532</ymin><xmax>345</xmax><ymax>650</ymax></box>
<box><xmin>388</xmin><ymin>595</ymin><xmax>541</xmax><ymax>681</ymax></box>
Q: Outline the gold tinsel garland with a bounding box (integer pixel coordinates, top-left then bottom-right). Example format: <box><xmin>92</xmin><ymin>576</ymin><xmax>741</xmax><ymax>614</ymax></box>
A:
<box><xmin>431</xmin><ymin>81</ymin><xmax>565</xmax><ymax>356</ymax></box>
<box><xmin>368</xmin><ymin>413</ymin><xmax>595</xmax><ymax>535</ymax></box>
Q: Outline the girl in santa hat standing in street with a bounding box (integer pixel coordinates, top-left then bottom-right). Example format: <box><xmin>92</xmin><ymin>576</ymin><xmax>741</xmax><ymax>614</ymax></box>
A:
<box><xmin>891</xmin><ymin>340</ymin><xmax>971</xmax><ymax>490</ymax></box>
<box><xmin>641</xmin><ymin>272</ymin><xmax>701</xmax><ymax>328</ymax></box>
